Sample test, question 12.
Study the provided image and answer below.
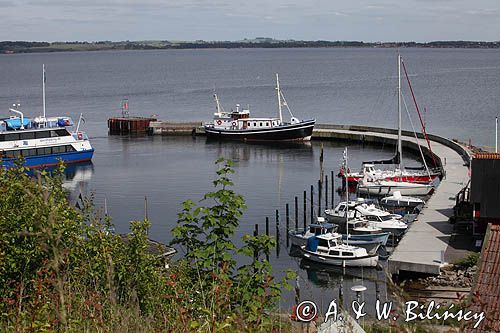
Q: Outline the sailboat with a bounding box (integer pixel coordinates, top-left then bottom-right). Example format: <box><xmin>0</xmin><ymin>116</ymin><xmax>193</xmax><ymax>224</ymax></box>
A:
<box><xmin>356</xmin><ymin>54</ymin><xmax>434</xmax><ymax>197</ymax></box>
<box><xmin>204</xmin><ymin>74</ymin><xmax>315</xmax><ymax>141</ymax></box>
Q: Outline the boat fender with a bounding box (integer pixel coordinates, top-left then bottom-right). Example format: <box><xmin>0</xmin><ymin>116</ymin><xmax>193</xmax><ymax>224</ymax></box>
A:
<box><xmin>231</xmin><ymin>121</ymin><xmax>237</xmax><ymax>127</ymax></box>
<box><xmin>216</xmin><ymin>119</ymin><xmax>222</xmax><ymax>125</ymax></box>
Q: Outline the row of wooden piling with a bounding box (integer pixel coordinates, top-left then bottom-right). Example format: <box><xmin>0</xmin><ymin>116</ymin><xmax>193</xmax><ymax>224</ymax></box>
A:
<box><xmin>253</xmin><ymin>168</ymin><xmax>339</xmax><ymax>257</ymax></box>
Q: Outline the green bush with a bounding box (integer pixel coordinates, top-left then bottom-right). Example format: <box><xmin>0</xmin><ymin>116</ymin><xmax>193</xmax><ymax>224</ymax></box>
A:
<box><xmin>0</xmin><ymin>159</ymin><xmax>292</xmax><ymax>332</ymax></box>
<box><xmin>454</xmin><ymin>252</ymin><xmax>480</xmax><ymax>269</ymax></box>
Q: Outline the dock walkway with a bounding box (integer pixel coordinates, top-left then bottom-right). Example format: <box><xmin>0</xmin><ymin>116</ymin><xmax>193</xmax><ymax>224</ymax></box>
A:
<box><xmin>313</xmin><ymin>125</ymin><xmax>471</xmax><ymax>275</ymax></box>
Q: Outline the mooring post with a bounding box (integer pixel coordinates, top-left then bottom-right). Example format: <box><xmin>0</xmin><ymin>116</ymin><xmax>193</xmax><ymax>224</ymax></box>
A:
<box><xmin>265</xmin><ymin>217</ymin><xmax>270</xmax><ymax>262</ymax></box>
<box><xmin>275</xmin><ymin>209</ymin><xmax>280</xmax><ymax>258</ymax></box>
<box><xmin>254</xmin><ymin>224</ymin><xmax>259</xmax><ymax>264</ymax></box>
<box><xmin>303</xmin><ymin>190</ymin><xmax>307</xmax><ymax>230</ymax></box>
<box><xmin>325</xmin><ymin>174</ymin><xmax>329</xmax><ymax>210</ymax></box>
<box><xmin>331</xmin><ymin>170</ymin><xmax>335</xmax><ymax>208</ymax></box>
<box><xmin>286</xmin><ymin>203</ymin><xmax>290</xmax><ymax>247</ymax></box>
<box><xmin>310</xmin><ymin>185</ymin><xmax>314</xmax><ymax>224</ymax></box>
<box><xmin>294</xmin><ymin>196</ymin><xmax>299</xmax><ymax>231</ymax></box>
<box><xmin>318</xmin><ymin>179</ymin><xmax>322</xmax><ymax>217</ymax></box>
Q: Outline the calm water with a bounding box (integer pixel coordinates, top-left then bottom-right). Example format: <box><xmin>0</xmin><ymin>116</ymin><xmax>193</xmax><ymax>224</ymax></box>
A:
<box><xmin>1</xmin><ymin>48</ymin><xmax>498</xmax><ymax>310</ymax></box>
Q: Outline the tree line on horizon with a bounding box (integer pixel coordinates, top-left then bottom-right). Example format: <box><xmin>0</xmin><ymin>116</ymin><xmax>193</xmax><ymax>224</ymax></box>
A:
<box><xmin>1</xmin><ymin>39</ymin><xmax>500</xmax><ymax>53</ymax></box>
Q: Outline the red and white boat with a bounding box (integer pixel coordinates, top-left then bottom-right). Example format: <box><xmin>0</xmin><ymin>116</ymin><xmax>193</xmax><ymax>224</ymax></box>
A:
<box><xmin>340</xmin><ymin>164</ymin><xmax>440</xmax><ymax>185</ymax></box>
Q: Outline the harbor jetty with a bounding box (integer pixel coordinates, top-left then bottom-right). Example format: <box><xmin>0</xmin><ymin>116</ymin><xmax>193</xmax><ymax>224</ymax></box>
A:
<box><xmin>311</xmin><ymin>124</ymin><xmax>471</xmax><ymax>275</ymax></box>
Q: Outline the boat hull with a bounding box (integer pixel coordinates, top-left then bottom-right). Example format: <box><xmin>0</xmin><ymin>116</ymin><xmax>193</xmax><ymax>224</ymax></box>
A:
<box><xmin>344</xmin><ymin>174</ymin><xmax>438</xmax><ymax>185</ymax></box>
<box><xmin>342</xmin><ymin>232</ymin><xmax>390</xmax><ymax>246</ymax></box>
<box><xmin>357</xmin><ymin>184</ymin><xmax>432</xmax><ymax>196</ymax></box>
<box><xmin>1</xmin><ymin>149</ymin><xmax>94</xmax><ymax>169</ymax></box>
<box><xmin>301</xmin><ymin>249</ymin><xmax>379</xmax><ymax>267</ymax></box>
<box><xmin>204</xmin><ymin>120</ymin><xmax>315</xmax><ymax>141</ymax></box>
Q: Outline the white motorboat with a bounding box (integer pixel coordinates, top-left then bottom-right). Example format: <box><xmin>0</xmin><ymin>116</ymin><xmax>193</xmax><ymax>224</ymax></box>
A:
<box><xmin>301</xmin><ymin>233</ymin><xmax>379</xmax><ymax>267</ymax></box>
<box><xmin>325</xmin><ymin>199</ymin><xmax>402</xmax><ymax>223</ymax></box>
<box><xmin>380</xmin><ymin>191</ymin><xmax>426</xmax><ymax>209</ymax></box>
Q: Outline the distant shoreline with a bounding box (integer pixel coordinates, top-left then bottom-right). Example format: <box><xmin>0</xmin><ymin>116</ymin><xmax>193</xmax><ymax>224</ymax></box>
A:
<box><xmin>2</xmin><ymin>40</ymin><xmax>500</xmax><ymax>54</ymax></box>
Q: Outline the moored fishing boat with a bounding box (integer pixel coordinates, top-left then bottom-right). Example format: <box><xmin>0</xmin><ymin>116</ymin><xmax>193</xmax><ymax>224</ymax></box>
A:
<box><xmin>204</xmin><ymin>74</ymin><xmax>315</xmax><ymax>141</ymax></box>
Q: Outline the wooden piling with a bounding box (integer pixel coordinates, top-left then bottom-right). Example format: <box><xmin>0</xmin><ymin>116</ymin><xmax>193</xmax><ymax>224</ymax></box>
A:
<box><xmin>275</xmin><ymin>209</ymin><xmax>280</xmax><ymax>258</ymax></box>
<box><xmin>286</xmin><ymin>203</ymin><xmax>290</xmax><ymax>247</ymax></box>
<box><xmin>265</xmin><ymin>217</ymin><xmax>270</xmax><ymax>261</ymax></box>
<box><xmin>331</xmin><ymin>170</ymin><xmax>335</xmax><ymax>208</ymax></box>
<box><xmin>254</xmin><ymin>224</ymin><xmax>259</xmax><ymax>263</ymax></box>
<box><xmin>318</xmin><ymin>179</ymin><xmax>322</xmax><ymax>217</ymax></box>
<box><xmin>310</xmin><ymin>185</ymin><xmax>314</xmax><ymax>224</ymax></box>
<box><xmin>325</xmin><ymin>175</ymin><xmax>329</xmax><ymax>209</ymax></box>
<box><xmin>303</xmin><ymin>190</ymin><xmax>307</xmax><ymax>230</ymax></box>
<box><xmin>294</xmin><ymin>196</ymin><xmax>298</xmax><ymax>230</ymax></box>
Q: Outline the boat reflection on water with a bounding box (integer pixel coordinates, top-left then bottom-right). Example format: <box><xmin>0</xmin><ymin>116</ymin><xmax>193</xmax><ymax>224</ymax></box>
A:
<box><xmin>62</xmin><ymin>162</ymin><xmax>94</xmax><ymax>193</ymax></box>
<box><xmin>205</xmin><ymin>139</ymin><xmax>313</xmax><ymax>163</ymax></box>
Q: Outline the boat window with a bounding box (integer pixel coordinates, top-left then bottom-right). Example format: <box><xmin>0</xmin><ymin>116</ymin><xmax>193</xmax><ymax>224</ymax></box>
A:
<box><xmin>318</xmin><ymin>239</ymin><xmax>329</xmax><ymax>247</ymax></box>
<box><xmin>35</xmin><ymin>131</ymin><xmax>51</xmax><ymax>139</ymax></box>
<box><xmin>367</xmin><ymin>216</ymin><xmax>378</xmax><ymax>221</ymax></box>
<box><xmin>259</xmin><ymin>122</ymin><xmax>263</xmax><ymax>127</ymax></box>
<box><xmin>21</xmin><ymin>149</ymin><xmax>36</xmax><ymax>157</ymax></box>
<box><xmin>65</xmin><ymin>145</ymin><xmax>76</xmax><ymax>152</ymax></box>
<box><xmin>52</xmin><ymin>146</ymin><xmax>66</xmax><ymax>154</ymax></box>
<box><xmin>342</xmin><ymin>252</ymin><xmax>354</xmax><ymax>257</ymax></box>
<box><xmin>330</xmin><ymin>250</ymin><xmax>340</xmax><ymax>256</ymax></box>
<box><xmin>4</xmin><ymin>133</ymin><xmax>20</xmax><ymax>141</ymax></box>
<box><xmin>254</xmin><ymin>122</ymin><xmax>257</xmax><ymax>127</ymax></box>
<box><xmin>20</xmin><ymin>132</ymin><xmax>35</xmax><ymax>140</ymax></box>
<box><xmin>338</xmin><ymin>205</ymin><xmax>345</xmax><ymax>212</ymax></box>
<box><xmin>266</xmin><ymin>122</ymin><xmax>269</xmax><ymax>126</ymax></box>
<box><xmin>36</xmin><ymin>147</ymin><xmax>51</xmax><ymax>156</ymax></box>
<box><xmin>51</xmin><ymin>129</ymin><xmax>70</xmax><ymax>137</ymax></box>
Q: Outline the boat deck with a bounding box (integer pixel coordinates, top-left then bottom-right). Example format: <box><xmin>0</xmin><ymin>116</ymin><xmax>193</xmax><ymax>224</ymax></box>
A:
<box><xmin>313</xmin><ymin>125</ymin><xmax>471</xmax><ymax>275</ymax></box>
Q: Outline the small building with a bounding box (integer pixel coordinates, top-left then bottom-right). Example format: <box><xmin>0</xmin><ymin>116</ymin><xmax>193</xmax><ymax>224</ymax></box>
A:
<box><xmin>470</xmin><ymin>153</ymin><xmax>500</xmax><ymax>234</ymax></box>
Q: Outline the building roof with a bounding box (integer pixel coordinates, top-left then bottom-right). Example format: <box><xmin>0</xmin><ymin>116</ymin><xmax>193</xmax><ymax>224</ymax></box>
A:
<box><xmin>464</xmin><ymin>224</ymin><xmax>500</xmax><ymax>333</ymax></box>
<box><xmin>473</xmin><ymin>152</ymin><xmax>500</xmax><ymax>160</ymax></box>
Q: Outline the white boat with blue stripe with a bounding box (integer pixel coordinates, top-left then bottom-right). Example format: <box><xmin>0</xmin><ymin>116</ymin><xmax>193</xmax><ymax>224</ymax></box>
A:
<box><xmin>0</xmin><ymin>65</ymin><xmax>94</xmax><ymax>169</ymax></box>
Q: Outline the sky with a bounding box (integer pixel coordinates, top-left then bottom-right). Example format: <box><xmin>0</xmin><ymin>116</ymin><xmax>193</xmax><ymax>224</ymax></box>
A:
<box><xmin>1</xmin><ymin>0</ymin><xmax>500</xmax><ymax>42</ymax></box>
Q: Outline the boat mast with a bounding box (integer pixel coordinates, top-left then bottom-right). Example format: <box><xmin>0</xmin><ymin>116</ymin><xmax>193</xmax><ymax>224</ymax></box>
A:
<box><xmin>276</xmin><ymin>73</ymin><xmax>283</xmax><ymax>124</ymax></box>
<box><xmin>214</xmin><ymin>93</ymin><xmax>222</xmax><ymax>114</ymax></box>
<box><xmin>42</xmin><ymin>64</ymin><xmax>46</xmax><ymax>119</ymax></box>
<box><xmin>344</xmin><ymin>147</ymin><xmax>349</xmax><ymax>245</ymax></box>
<box><xmin>397</xmin><ymin>54</ymin><xmax>403</xmax><ymax>172</ymax></box>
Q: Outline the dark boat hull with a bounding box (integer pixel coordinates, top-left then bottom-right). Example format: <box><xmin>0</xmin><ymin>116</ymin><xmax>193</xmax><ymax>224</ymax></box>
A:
<box><xmin>204</xmin><ymin>120</ymin><xmax>315</xmax><ymax>141</ymax></box>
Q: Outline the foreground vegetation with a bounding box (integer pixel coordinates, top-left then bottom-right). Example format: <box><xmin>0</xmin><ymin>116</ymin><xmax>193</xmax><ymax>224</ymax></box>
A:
<box><xmin>0</xmin><ymin>160</ymin><xmax>292</xmax><ymax>331</ymax></box>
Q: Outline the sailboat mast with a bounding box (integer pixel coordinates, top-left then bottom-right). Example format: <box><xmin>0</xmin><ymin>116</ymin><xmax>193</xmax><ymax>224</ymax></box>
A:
<box><xmin>345</xmin><ymin>147</ymin><xmax>349</xmax><ymax>244</ymax></box>
<box><xmin>276</xmin><ymin>73</ymin><xmax>283</xmax><ymax>124</ymax></box>
<box><xmin>397</xmin><ymin>54</ymin><xmax>402</xmax><ymax>171</ymax></box>
<box><xmin>42</xmin><ymin>64</ymin><xmax>46</xmax><ymax>119</ymax></box>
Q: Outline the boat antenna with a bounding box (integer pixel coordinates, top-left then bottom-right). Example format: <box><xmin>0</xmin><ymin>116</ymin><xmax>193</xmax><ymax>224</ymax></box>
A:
<box><xmin>276</xmin><ymin>73</ymin><xmax>283</xmax><ymax>124</ymax></box>
<box><xmin>42</xmin><ymin>64</ymin><xmax>46</xmax><ymax>119</ymax></box>
<box><xmin>397</xmin><ymin>54</ymin><xmax>403</xmax><ymax>174</ymax></box>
